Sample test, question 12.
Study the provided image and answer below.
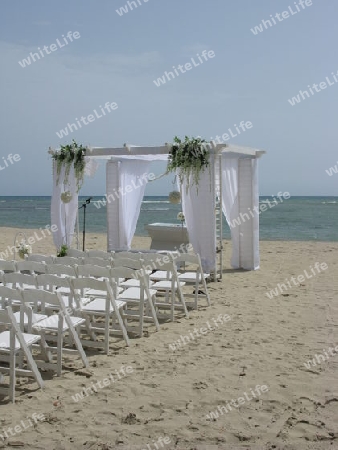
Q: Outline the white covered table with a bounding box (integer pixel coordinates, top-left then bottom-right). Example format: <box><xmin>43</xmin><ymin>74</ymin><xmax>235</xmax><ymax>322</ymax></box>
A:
<box><xmin>145</xmin><ymin>223</ymin><xmax>189</xmax><ymax>251</ymax></box>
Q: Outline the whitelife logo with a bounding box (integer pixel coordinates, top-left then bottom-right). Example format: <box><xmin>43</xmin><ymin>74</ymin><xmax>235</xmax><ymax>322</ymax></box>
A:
<box><xmin>18</xmin><ymin>31</ymin><xmax>81</xmax><ymax>68</ymax></box>
<box><xmin>250</xmin><ymin>0</ymin><xmax>313</xmax><ymax>35</ymax></box>
<box><xmin>0</xmin><ymin>153</ymin><xmax>21</xmax><ymax>172</ymax></box>
<box><xmin>153</xmin><ymin>50</ymin><xmax>215</xmax><ymax>87</ymax></box>
<box><xmin>56</xmin><ymin>101</ymin><xmax>118</xmax><ymax>138</ymax></box>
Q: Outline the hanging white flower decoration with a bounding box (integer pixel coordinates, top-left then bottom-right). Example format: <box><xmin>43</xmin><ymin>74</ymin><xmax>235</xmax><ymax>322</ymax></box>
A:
<box><xmin>17</xmin><ymin>240</ymin><xmax>32</xmax><ymax>259</ymax></box>
<box><xmin>177</xmin><ymin>212</ymin><xmax>185</xmax><ymax>222</ymax></box>
<box><xmin>61</xmin><ymin>191</ymin><xmax>73</xmax><ymax>204</ymax></box>
<box><xmin>169</xmin><ymin>191</ymin><xmax>181</xmax><ymax>204</ymax></box>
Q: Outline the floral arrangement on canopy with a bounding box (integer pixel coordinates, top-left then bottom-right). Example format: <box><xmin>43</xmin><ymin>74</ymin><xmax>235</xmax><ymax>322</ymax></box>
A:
<box><xmin>52</xmin><ymin>140</ymin><xmax>87</xmax><ymax>192</ymax></box>
<box><xmin>168</xmin><ymin>190</ymin><xmax>181</xmax><ymax>204</ymax></box>
<box><xmin>167</xmin><ymin>136</ymin><xmax>211</xmax><ymax>192</ymax></box>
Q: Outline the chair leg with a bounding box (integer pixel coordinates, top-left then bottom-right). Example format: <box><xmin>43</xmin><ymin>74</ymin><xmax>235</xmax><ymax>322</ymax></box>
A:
<box><xmin>113</xmin><ymin>305</ymin><xmax>130</xmax><ymax>346</ymax></box>
<box><xmin>9</xmin><ymin>351</ymin><xmax>16</xmax><ymax>403</ymax></box>
<box><xmin>148</xmin><ymin>296</ymin><xmax>160</xmax><ymax>331</ymax></box>
<box><xmin>202</xmin><ymin>276</ymin><xmax>211</xmax><ymax>306</ymax></box>
<box><xmin>177</xmin><ymin>285</ymin><xmax>189</xmax><ymax>319</ymax></box>
<box><xmin>57</xmin><ymin>332</ymin><xmax>63</xmax><ymax>376</ymax></box>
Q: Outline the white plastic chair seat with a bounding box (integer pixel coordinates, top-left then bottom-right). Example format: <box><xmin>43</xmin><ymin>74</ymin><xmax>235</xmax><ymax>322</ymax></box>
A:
<box><xmin>5</xmin><ymin>284</ymin><xmax>36</xmax><ymax>290</ymax></box>
<box><xmin>178</xmin><ymin>272</ymin><xmax>210</xmax><ymax>282</ymax></box>
<box><xmin>97</xmin><ymin>277</ymin><xmax>125</xmax><ymax>283</ymax></box>
<box><xmin>149</xmin><ymin>271</ymin><xmax>172</xmax><ymax>281</ymax></box>
<box><xmin>0</xmin><ymin>331</ymin><xmax>41</xmax><ymax>352</ymax></box>
<box><xmin>85</xmin><ymin>286</ymin><xmax>123</xmax><ymax>297</ymax></box>
<box><xmin>32</xmin><ymin>315</ymin><xmax>85</xmax><ymax>332</ymax></box>
<box><xmin>13</xmin><ymin>312</ymin><xmax>48</xmax><ymax>326</ymax></box>
<box><xmin>119</xmin><ymin>287</ymin><xmax>157</xmax><ymax>300</ymax></box>
<box><xmin>151</xmin><ymin>280</ymin><xmax>185</xmax><ymax>290</ymax></box>
<box><xmin>81</xmin><ymin>298</ymin><xmax>126</xmax><ymax>313</ymax></box>
<box><xmin>120</xmin><ymin>279</ymin><xmax>153</xmax><ymax>288</ymax></box>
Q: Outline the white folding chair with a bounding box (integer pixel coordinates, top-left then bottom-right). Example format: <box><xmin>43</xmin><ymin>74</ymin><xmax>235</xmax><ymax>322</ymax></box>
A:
<box><xmin>3</xmin><ymin>272</ymin><xmax>38</xmax><ymax>291</ymax></box>
<box><xmin>140</xmin><ymin>255</ymin><xmax>188</xmax><ymax>321</ymax></box>
<box><xmin>35</xmin><ymin>274</ymin><xmax>81</xmax><ymax>311</ymax></box>
<box><xmin>0</xmin><ymin>260</ymin><xmax>16</xmax><ymax>274</ymax></box>
<box><xmin>76</xmin><ymin>264</ymin><xmax>123</xmax><ymax>297</ymax></box>
<box><xmin>21</xmin><ymin>289</ymin><xmax>88</xmax><ymax>376</ymax></box>
<box><xmin>0</xmin><ymin>286</ymin><xmax>47</xmax><ymax>330</ymax></box>
<box><xmin>15</xmin><ymin>260</ymin><xmax>47</xmax><ymax>275</ymax></box>
<box><xmin>111</xmin><ymin>267</ymin><xmax>160</xmax><ymax>337</ymax></box>
<box><xmin>67</xmin><ymin>249</ymin><xmax>87</xmax><ymax>258</ymax></box>
<box><xmin>175</xmin><ymin>253</ymin><xmax>211</xmax><ymax>309</ymax></box>
<box><xmin>46</xmin><ymin>263</ymin><xmax>77</xmax><ymax>278</ymax></box>
<box><xmin>26</xmin><ymin>254</ymin><xmax>54</xmax><ymax>264</ymax></box>
<box><xmin>87</xmin><ymin>250</ymin><xmax>112</xmax><ymax>260</ymax></box>
<box><xmin>113</xmin><ymin>257</ymin><xmax>152</xmax><ymax>288</ymax></box>
<box><xmin>0</xmin><ymin>306</ymin><xmax>44</xmax><ymax>403</ymax></box>
<box><xmin>56</xmin><ymin>256</ymin><xmax>83</xmax><ymax>266</ymax></box>
<box><xmin>70</xmin><ymin>277</ymin><xmax>130</xmax><ymax>353</ymax></box>
<box><xmin>83</xmin><ymin>257</ymin><xmax>112</xmax><ymax>268</ymax></box>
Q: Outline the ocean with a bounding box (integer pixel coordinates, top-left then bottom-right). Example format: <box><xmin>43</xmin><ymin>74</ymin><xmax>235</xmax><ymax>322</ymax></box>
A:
<box><xmin>0</xmin><ymin>196</ymin><xmax>337</xmax><ymax>241</ymax></box>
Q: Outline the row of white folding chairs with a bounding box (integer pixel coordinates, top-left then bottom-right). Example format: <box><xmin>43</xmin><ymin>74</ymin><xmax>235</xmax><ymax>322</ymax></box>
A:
<box><xmin>0</xmin><ymin>266</ymin><xmax>156</xmax><ymax>340</ymax></box>
<box><xmin>0</xmin><ymin>284</ymin><xmax>89</xmax><ymax>402</ymax></box>
<box><xmin>56</xmin><ymin>250</ymin><xmax>210</xmax><ymax>311</ymax></box>
<box><xmin>20</xmin><ymin>249</ymin><xmax>211</xmax><ymax>310</ymax></box>
<box><xmin>1</xmin><ymin>258</ymin><xmax>189</xmax><ymax>331</ymax></box>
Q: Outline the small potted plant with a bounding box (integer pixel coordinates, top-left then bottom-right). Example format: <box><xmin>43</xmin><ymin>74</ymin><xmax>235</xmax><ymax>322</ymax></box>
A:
<box><xmin>57</xmin><ymin>244</ymin><xmax>68</xmax><ymax>257</ymax></box>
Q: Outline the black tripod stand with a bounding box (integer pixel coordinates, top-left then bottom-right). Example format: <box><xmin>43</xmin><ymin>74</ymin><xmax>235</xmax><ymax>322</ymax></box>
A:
<box><xmin>78</xmin><ymin>197</ymin><xmax>92</xmax><ymax>251</ymax></box>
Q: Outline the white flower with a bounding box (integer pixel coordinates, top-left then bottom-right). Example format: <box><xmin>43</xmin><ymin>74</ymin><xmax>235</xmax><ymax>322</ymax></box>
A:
<box><xmin>17</xmin><ymin>241</ymin><xmax>32</xmax><ymax>258</ymax></box>
<box><xmin>177</xmin><ymin>212</ymin><xmax>185</xmax><ymax>222</ymax></box>
<box><xmin>61</xmin><ymin>191</ymin><xmax>73</xmax><ymax>203</ymax></box>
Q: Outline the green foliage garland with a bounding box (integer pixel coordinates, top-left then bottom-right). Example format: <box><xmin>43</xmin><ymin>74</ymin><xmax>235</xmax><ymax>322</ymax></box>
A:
<box><xmin>52</xmin><ymin>140</ymin><xmax>86</xmax><ymax>192</ymax></box>
<box><xmin>167</xmin><ymin>136</ymin><xmax>210</xmax><ymax>191</ymax></box>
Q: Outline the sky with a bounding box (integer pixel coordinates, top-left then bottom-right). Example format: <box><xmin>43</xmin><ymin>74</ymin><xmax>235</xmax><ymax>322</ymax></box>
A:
<box><xmin>0</xmin><ymin>0</ymin><xmax>337</xmax><ymax>196</ymax></box>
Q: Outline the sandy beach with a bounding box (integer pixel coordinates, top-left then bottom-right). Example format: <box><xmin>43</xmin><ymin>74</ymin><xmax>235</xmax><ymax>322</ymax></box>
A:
<box><xmin>0</xmin><ymin>228</ymin><xmax>338</xmax><ymax>449</ymax></box>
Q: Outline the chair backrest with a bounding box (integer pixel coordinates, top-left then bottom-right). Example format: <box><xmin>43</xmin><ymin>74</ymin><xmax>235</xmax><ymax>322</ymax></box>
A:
<box><xmin>15</xmin><ymin>260</ymin><xmax>47</xmax><ymax>275</ymax></box>
<box><xmin>112</xmin><ymin>257</ymin><xmax>144</xmax><ymax>270</ymax></box>
<box><xmin>140</xmin><ymin>254</ymin><xmax>175</xmax><ymax>272</ymax></box>
<box><xmin>56</xmin><ymin>256</ymin><xmax>83</xmax><ymax>266</ymax></box>
<box><xmin>110</xmin><ymin>266</ymin><xmax>149</xmax><ymax>286</ymax></box>
<box><xmin>87</xmin><ymin>250</ymin><xmax>112</xmax><ymax>260</ymax></box>
<box><xmin>46</xmin><ymin>264</ymin><xmax>77</xmax><ymax>278</ymax></box>
<box><xmin>36</xmin><ymin>273</ymin><xmax>71</xmax><ymax>292</ymax></box>
<box><xmin>21</xmin><ymin>288</ymin><xmax>66</xmax><ymax>312</ymax></box>
<box><xmin>0</xmin><ymin>285</ymin><xmax>23</xmax><ymax>310</ymax></box>
<box><xmin>112</xmin><ymin>251</ymin><xmax>139</xmax><ymax>259</ymax></box>
<box><xmin>76</xmin><ymin>264</ymin><xmax>111</xmax><ymax>279</ymax></box>
<box><xmin>172</xmin><ymin>252</ymin><xmax>199</xmax><ymax>264</ymax></box>
<box><xmin>26</xmin><ymin>254</ymin><xmax>55</xmax><ymax>264</ymax></box>
<box><xmin>0</xmin><ymin>259</ymin><xmax>16</xmax><ymax>273</ymax></box>
<box><xmin>70</xmin><ymin>277</ymin><xmax>117</xmax><ymax>309</ymax></box>
<box><xmin>83</xmin><ymin>257</ymin><xmax>111</xmax><ymax>268</ymax></box>
<box><xmin>0</xmin><ymin>306</ymin><xmax>27</xmax><ymax>342</ymax></box>
<box><xmin>67</xmin><ymin>248</ymin><xmax>87</xmax><ymax>258</ymax></box>
<box><xmin>3</xmin><ymin>272</ymin><xmax>37</xmax><ymax>289</ymax></box>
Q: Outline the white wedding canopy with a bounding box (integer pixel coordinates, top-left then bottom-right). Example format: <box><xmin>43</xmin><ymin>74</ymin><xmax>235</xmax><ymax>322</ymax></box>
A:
<box><xmin>49</xmin><ymin>143</ymin><xmax>265</xmax><ymax>274</ymax></box>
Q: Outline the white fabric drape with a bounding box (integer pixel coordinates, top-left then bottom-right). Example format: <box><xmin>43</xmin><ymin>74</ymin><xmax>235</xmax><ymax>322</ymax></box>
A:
<box><xmin>221</xmin><ymin>155</ymin><xmax>259</xmax><ymax>270</ymax></box>
<box><xmin>51</xmin><ymin>163</ymin><xmax>78</xmax><ymax>249</ymax></box>
<box><xmin>180</xmin><ymin>156</ymin><xmax>216</xmax><ymax>273</ymax></box>
<box><xmin>106</xmin><ymin>160</ymin><xmax>151</xmax><ymax>251</ymax></box>
<box><xmin>221</xmin><ymin>157</ymin><xmax>240</xmax><ymax>269</ymax></box>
